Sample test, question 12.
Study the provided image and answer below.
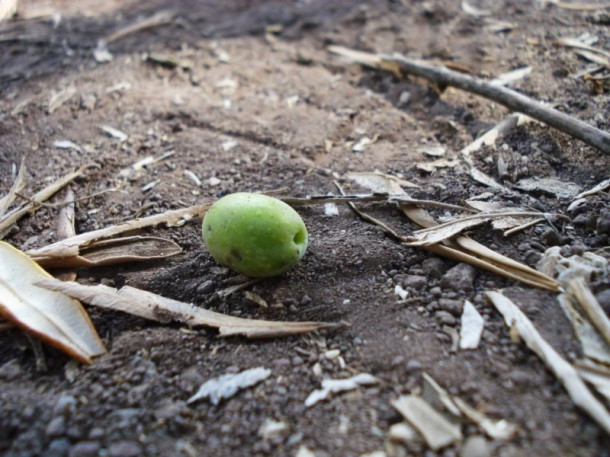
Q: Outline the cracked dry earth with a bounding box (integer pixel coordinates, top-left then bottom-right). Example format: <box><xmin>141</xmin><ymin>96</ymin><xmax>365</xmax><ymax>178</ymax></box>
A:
<box><xmin>0</xmin><ymin>1</ymin><xmax>609</xmax><ymax>456</ymax></box>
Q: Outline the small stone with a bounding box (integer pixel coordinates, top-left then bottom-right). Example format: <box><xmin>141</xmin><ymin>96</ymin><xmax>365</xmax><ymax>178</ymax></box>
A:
<box><xmin>196</xmin><ymin>280</ymin><xmax>215</xmax><ymax>295</ymax></box>
<box><xmin>507</xmin><ymin>369</ymin><xmax>533</xmax><ymax>387</ymax></box>
<box><xmin>573</xmin><ymin>213</ymin><xmax>593</xmax><ymax>227</ymax></box>
<box><xmin>292</xmin><ymin>356</ymin><xmax>304</xmax><ymax>366</ymax></box>
<box><xmin>300</xmin><ymin>295</ymin><xmax>312</xmax><ymax>305</ymax></box>
<box><xmin>438</xmin><ymin>298</ymin><xmax>463</xmax><ymax>316</ymax></box>
<box><xmin>53</xmin><ymin>394</ymin><xmax>77</xmax><ymax>418</ymax></box>
<box><xmin>87</xmin><ymin>427</ymin><xmax>105</xmax><ymax>440</ymax></box>
<box><xmin>0</xmin><ymin>359</ymin><xmax>22</xmax><ymax>380</ymax></box>
<box><xmin>391</xmin><ymin>355</ymin><xmax>405</xmax><ymax>367</ymax></box>
<box><xmin>402</xmin><ymin>275</ymin><xmax>428</xmax><ymax>290</ymax></box>
<box><xmin>540</xmin><ymin>227</ymin><xmax>561</xmax><ymax>246</ymax></box>
<box><xmin>430</xmin><ymin>286</ymin><xmax>442</xmax><ymax>298</ymax></box>
<box><xmin>45</xmin><ymin>416</ymin><xmax>66</xmax><ymax>439</ymax></box>
<box><xmin>460</xmin><ymin>435</ymin><xmax>491</xmax><ymax>457</ymax></box>
<box><xmin>441</xmin><ymin>264</ymin><xmax>477</xmax><ymax>293</ymax></box>
<box><xmin>47</xmin><ymin>438</ymin><xmax>71</xmax><ymax>457</ymax></box>
<box><xmin>406</xmin><ymin>360</ymin><xmax>422</xmax><ymax>373</ymax></box>
<box><xmin>69</xmin><ymin>441</ymin><xmax>101</xmax><ymax>457</ymax></box>
<box><xmin>597</xmin><ymin>208</ymin><xmax>610</xmax><ymax>235</ymax></box>
<box><xmin>422</xmin><ymin>257</ymin><xmax>447</xmax><ymax>279</ymax></box>
<box><xmin>435</xmin><ymin>311</ymin><xmax>457</xmax><ymax>326</ymax></box>
<box><xmin>108</xmin><ymin>440</ymin><xmax>142</xmax><ymax>457</ymax></box>
<box><xmin>155</xmin><ymin>400</ymin><xmax>184</xmax><ymax>421</ymax></box>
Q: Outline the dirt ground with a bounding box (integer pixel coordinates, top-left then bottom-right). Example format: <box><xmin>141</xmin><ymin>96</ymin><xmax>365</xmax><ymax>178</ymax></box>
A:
<box><xmin>1</xmin><ymin>1</ymin><xmax>609</xmax><ymax>456</ymax></box>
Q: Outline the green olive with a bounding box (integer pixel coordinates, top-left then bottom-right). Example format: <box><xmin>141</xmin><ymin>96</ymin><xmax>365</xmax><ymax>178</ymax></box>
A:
<box><xmin>202</xmin><ymin>193</ymin><xmax>308</xmax><ymax>278</ymax></box>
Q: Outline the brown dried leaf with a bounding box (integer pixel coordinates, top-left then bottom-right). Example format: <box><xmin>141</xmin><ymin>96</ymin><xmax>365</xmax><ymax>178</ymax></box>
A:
<box><xmin>26</xmin><ymin>203</ymin><xmax>210</xmax><ymax>261</ymax></box>
<box><xmin>0</xmin><ymin>242</ymin><xmax>106</xmax><ymax>364</ymax></box>
<box><xmin>31</xmin><ymin>236</ymin><xmax>182</xmax><ymax>268</ymax></box>
<box><xmin>36</xmin><ymin>278</ymin><xmax>343</xmax><ymax>338</ymax></box>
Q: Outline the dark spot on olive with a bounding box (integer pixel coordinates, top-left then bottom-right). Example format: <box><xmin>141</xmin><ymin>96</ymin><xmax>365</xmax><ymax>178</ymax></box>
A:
<box><xmin>207</xmin><ymin>225</ymin><xmax>212</xmax><ymax>232</ymax></box>
<box><xmin>231</xmin><ymin>248</ymin><xmax>243</xmax><ymax>261</ymax></box>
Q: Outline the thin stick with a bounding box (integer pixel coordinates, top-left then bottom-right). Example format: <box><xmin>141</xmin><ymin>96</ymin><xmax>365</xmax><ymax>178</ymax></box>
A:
<box><xmin>413</xmin><ymin>211</ymin><xmax>549</xmax><ymax>234</ymax></box>
<box><xmin>503</xmin><ymin>217</ymin><xmax>546</xmax><ymax>236</ymax></box>
<box><xmin>328</xmin><ymin>46</ymin><xmax>610</xmax><ymax>153</ymax></box>
<box><xmin>282</xmin><ymin>193</ymin><xmax>477</xmax><ymax>213</ymax></box>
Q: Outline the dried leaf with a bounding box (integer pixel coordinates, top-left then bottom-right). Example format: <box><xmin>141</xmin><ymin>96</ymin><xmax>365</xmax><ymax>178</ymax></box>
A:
<box><xmin>392</xmin><ymin>395</ymin><xmax>463</xmax><ymax>451</ymax></box>
<box><xmin>558</xmin><ymin>293</ymin><xmax>610</xmax><ymax>366</ymax></box>
<box><xmin>575</xmin><ymin>178</ymin><xmax>610</xmax><ymax>199</ymax></box>
<box><xmin>490</xmin><ymin>67</ymin><xmax>532</xmax><ymax>87</ymax></box>
<box><xmin>53</xmin><ymin>140</ymin><xmax>83</xmax><ymax>153</ymax></box>
<box><xmin>452</xmin><ymin>397</ymin><xmax>519</xmax><ymax>440</ymax></box>
<box><xmin>36</xmin><ymin>278</ymin><xmax>343</xmax><ymax>339</ymax></box>
<box><xmin>100</xmin><ymin>125</ymin><xmax>128</xmax><ymax>142</ymax></box>
<box><xmin>0</xmin><ymin>242</ymin><xmax>106</xmax><ymax>364</ymax></box>
<box><xmin>575</xmin><ymin>361</ymin><xmax>610</xmax><ymax>404</ymax></box>
<box><xmin>0</xmin><ymin>165</ymin><xmax>88</xmax><ymax>239</ymax></box>
<box><xmin>46</xmin><ymin>86</ymin><xmax>76</xmax><ymax>114</ymax></box>
<box><xmin>422</xmin><ymin>373</ymin><xmax>462</xmax><ymax>417</ymax></box>
<box><xmin>419</xmin><ymin>145</ymin><xmax>446</xmax><ymax>157</ymax></box>
<box><xmin>417</xmin><ymin>158</ymin><xmax>459</xmax><ymax>173</ymax></box>
<box><xmin>468</xmin><ymin>167</ymin><xmax>507</xmax><ymax>190</ymax></box>
<box><xmin>342</xmin><ymin>173</ymin><xmax>558</xmax><ymax>291</ymax></box>
<box><xmin>515</xmin><ymin>177</ymin><xmax>581</xmax><ymax>199</ymax></box>
<box><xmin>454</xmin><ymin>237</ymin><xmax>559</xmax><ymax>290</ymax></box>
<box><xmin>407</xmin><ymin>211</ymin><xmax>545</xmax><ymax>246</ymax></box>
<box><xmin>460</xmin><ymin>300</ymin><xmax>484</xmax><ymax>349</ymax></box>
<box><xmin>568</xmin><ymin>277</ymin><xmax>610</xmax><ymax>346</ymax></box>
<box><xmin>31</xmin><ymin>236</ymin><xmax>182</xmax><ymax>268</ymax></box>
<box><xmin>548</xmin><ymin>1</ymin><xmax>610</xmax><ymax>11</ymax></box>
<box><xmin>105</xmin><ymin>10</ymin><xmax>176</xmax><ymax>43</ymax></box>
<box><xmin>26</xmin><ymin>203</ymin><xmax>211</xmax><ymax>261</ymax></box>
<box><xmin>187</xmin><ymin>367</ymin><xmax>271</xmax><ymax>405</ymax></box>
<box><xmin>0</xmin><ymin>0</ymin><xmax>18</xmax><ymax>21</ymax></box>
<box><xmin>305</xmin><ymin>373</ymin><xmax>378</xmax><ymax>407</ymax></box>
<box><xmin>0</xmin><ymin>157</ymin><xmax>27</xmax><ymax>217</ymax></box>
<box><xmin>461</xmin><ymin>114</ymin><xmax>531</xmax><ymax>157</ymax></box>
<box><xmin>486</xmin><ymin>291</ymin><xmax>610</xmax><ymax>434</ymax></box>
<box><xmin>56</xmin><ymin>189</ymin><xmax>76</xmax><ymax>240</ymax></box>
<box><xmin>346</xmin><ymin>172</ymin><xmax>418</xmax><ymax>193</ymax></box>
<box><xmin>461</xmin><ymin>1</ymin><xmax>491</xmax><ymax>16</ymax></box>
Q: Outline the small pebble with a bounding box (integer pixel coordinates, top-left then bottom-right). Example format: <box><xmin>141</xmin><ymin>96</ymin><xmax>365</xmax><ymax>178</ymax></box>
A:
<box><xmin>69</xmin><ymin>441</ymin><xmax>101</xmax><ymax>457</ymax></box>
<box><xmin>406</xmin><ymin>359</ymin><xmax>422</xmax><ymax>373</ymax></box>
<box><xmin>108</xmin><ymin>440</ymin><xmax>142</xmax><ymax>457</ymax></box>
<box><xmin>435</xmin><ymin>311</ymin><xmax>457</xmax><ymax>326</ymax></box>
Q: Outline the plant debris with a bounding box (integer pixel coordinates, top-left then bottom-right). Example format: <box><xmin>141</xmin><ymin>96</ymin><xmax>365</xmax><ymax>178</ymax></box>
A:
<box><xmin>392</xmin><ymin>395</ymin><xmax>463</xmax><ymax>451</ymax></box>
<box><xmin>36</xmin><ymin>277</ymin><xmax>343</xmax><ymax>338</ymax></box>
<box><xmin>486</xmin><ymin>291</ymin><xmax>610</xmax><ymax>434</ymax></box>
<box><xmin>304</xmin><ymin>373</ymin><xmax>378</xmax><ymax>407</ymax></box>
<box><xmin>187</xmin><ymin>367</ymin><xmax>271</xmax><ymax>405</ymax></box>
<box><xmin>0</xmin><ymin>242</ymin><xmax>106</xmax><ymax>364</ymax></box>
<box><xmin>459</xmin><ymin>300</ymin><xmax>484</xmax><ymax>350</ymax></box>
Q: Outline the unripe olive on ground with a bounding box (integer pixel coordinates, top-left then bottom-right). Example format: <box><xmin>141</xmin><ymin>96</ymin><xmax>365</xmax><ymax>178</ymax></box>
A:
<box><xmin>202</xmin><ymin>193</ymin><xmax>308</xmax><ymax>278</ymax></box>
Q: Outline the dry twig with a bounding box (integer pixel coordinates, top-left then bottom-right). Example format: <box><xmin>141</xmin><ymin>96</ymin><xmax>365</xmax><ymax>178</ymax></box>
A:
<box><xmin>328</xmin><ymin>46</ymin><xmax>610</xmax><ymax>153</ymax></box>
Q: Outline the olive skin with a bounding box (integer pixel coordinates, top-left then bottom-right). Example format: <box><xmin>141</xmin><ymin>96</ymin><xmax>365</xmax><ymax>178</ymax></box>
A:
<box><xmin>202</xmin><ymin>193</ymin><xmax>308</xmax><ymax>278</ymax></box>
